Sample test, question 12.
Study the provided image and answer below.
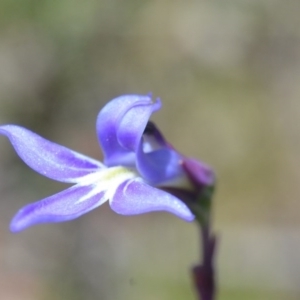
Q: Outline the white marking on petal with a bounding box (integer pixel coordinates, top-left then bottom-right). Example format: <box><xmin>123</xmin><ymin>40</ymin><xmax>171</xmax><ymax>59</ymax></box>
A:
<box><xmin>75</xmin><ymin>167</ymin><xmax>138</xmax><ymax>204</ymax></box>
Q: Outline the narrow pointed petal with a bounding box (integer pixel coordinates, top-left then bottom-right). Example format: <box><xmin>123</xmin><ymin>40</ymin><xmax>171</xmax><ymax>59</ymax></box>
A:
<box><xmin>96</xmin><ymin>94</ymin><xmax>160</xmax><ymax>167</ymax></box>
<box><xmin>10</xmin><ymin>183</ymin><xmax>107</xmax><ymax>232</ymax></box>
<box><xmin>110</xmin><ymin>178</ymin><xmax>195</xmax><ymax>221</ymax></box>
<box><xmin>0</xmin><ymin>125</ymin><xmax>104</xmax><ymax>183</ymax></box>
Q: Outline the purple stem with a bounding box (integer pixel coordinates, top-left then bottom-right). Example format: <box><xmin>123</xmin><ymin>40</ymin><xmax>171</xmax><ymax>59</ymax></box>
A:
<box><xmin>192</xmin><ymin>224</ymin><xmax>217</xmax><ymax>300</ymax></box>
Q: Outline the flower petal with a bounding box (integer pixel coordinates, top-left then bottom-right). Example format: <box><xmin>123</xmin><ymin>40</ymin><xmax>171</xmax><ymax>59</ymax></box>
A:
<box><xmin>10</xmin><ymin>183</ymin><xmax>107</xmax><ymax>232</ymax></box>
<box><xmin>0</xmin><ymin>125</ymin><xmax>104</xmax><ymax>183</ymax></box>
<box><xmin>136</xmin><ymin>143</ymin><xmax>184</xmax><ymax>184</ymax></box>
<box><xmin>136</xmin><ymin>122</ymin><xmax>185</xmax><ymax>184</ymax></box>
<box><xmin>110</xmin><ymin>178</ymin><xmax>195</xmax><ymax>221</ymax></box>
<box><xmin>96</xmin><ymin>94</ymin><xmax>160</xmax><ymax>167</ymax></box>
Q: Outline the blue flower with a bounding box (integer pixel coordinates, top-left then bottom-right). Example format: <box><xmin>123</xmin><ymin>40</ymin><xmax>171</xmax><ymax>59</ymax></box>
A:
<box><xmin>0</xmin><ymin>95</ymin><xmax>201</xmax><ymax>232</ymax></box>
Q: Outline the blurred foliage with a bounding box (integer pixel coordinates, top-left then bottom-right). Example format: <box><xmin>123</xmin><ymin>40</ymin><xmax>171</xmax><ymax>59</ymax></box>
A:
<box><xmin>0</xmin><ymin>0</ymin><xmax>300</xmax><ymax>299</ymax></box>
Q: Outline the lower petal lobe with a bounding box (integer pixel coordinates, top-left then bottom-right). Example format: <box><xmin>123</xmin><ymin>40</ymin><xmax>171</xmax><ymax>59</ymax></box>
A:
<box><xmin>110</xmin><ymin>178</ymin><xmax>194</xmax><ymax>221</ymax></box>
<box><xmin>10</xmin><ymin>183</ymin><xmax>107</xmax><ymax>232</ymax></box>
<box><xmin>0</xmin><ymin>125</ymin><xmax>103</xmax><ymax>183</ymax></box>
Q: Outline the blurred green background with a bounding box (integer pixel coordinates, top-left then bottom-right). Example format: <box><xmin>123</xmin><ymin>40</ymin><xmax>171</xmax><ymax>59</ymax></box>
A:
<box><xmin>0</xmin><ymin>0</ymin><xmax>300</xmax><ymax>299</ymax></box>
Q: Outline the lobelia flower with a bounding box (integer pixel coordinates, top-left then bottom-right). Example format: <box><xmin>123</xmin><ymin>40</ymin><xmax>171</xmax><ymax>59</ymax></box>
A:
<box><xmin>0</xmin><ymin>95</ymin><xmax>214</xmax><ymax>233</ymax></box>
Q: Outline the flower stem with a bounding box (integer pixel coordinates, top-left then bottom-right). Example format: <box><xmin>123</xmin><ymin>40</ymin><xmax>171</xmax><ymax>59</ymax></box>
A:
<box><xmin>192</xmin><ymin>223</ymin><xmax>217</xmax><ymax>300</ymax></box>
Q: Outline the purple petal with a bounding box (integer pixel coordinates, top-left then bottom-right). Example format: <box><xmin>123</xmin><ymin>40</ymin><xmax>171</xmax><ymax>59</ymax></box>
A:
<box><xmin>96</xmin><ymin>95</ymin><xmax>160</xmax><ymax>167</ymax></box>
<box><xmin>0</xmin><ymin>125</ymin><xmax>103</xmax><ymax>183</ymax></box>
<box><xmin>136</xmin><ymin>122</ymin><xmax>185</xmax><ymax>184</ymax></box>
<box><xmin>136</xmin><ymin>143</ymin><xmax>184</xmax><ymax>184</ymax></box>
<box><xmin>10</xmin><ymin>183</ymin><xmax>107</xmax><ymax>232</ymax></box>
<box><xmin>110</xmin><ymin>178</ymin><xmax>195</xmax><ymax>221</ymax></box>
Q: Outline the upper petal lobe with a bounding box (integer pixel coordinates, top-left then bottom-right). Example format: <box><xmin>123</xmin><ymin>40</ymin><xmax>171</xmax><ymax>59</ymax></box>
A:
<box><xmin>0</xmin><ymin>125</ymin><xmax>104</xmax><ymax>183</ymax></box>
<box><xmin>96</xmin><ymin>94</ymin><xmax>161</xmax><ymax>167</ymax></box>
